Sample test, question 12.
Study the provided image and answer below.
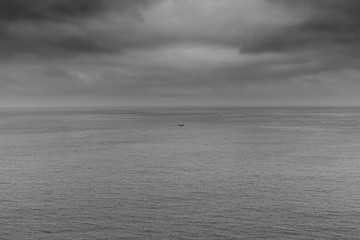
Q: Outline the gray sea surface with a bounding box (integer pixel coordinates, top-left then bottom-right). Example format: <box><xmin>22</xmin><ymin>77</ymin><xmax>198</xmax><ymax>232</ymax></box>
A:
<box><xmin>1</xmin><ymin>107</ymin><xmax>360</xmax><ymax>239</ymax></box>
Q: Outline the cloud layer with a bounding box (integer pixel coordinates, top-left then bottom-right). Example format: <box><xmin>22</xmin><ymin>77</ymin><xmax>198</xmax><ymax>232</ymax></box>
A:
<box><xmin>243</xmin><ymin>0</ymin><xmax>360</xmax><ymax>53</ymax></box>
<box><xmin>1</xmin><ymin>0</ymin><xmax>360</xmax><ymax>107</ymax></box>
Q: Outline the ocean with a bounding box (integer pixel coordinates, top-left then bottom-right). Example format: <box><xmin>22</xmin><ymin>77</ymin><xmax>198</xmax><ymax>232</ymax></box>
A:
<box><xmin>1</xmin><ymin>107</ymin><xmax>359</xmax><ymax>239</ymax></box>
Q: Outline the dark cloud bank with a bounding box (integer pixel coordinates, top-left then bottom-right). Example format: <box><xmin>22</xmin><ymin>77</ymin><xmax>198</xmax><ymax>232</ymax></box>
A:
<box><xmin>1</xmin><ymin>0</ymin><xmax>360</xmax><ymax>106</ymax></box>
<box><xmin>0</xmin><ymin>0</ymin><xmax>158</xmax><ymax>21</ymax></box>
<box><xmin>243</xmin><ymin>0</ymin><xmax>360</xmax><ymax>53</ymax></box>
<box><xmin>0</xmin><ymin>0</ymin><xmax>104</xmax><ymax>21</ymax></box>
<box><xmin>0</xmin><ymin>0</ymin><xmax>161</xmax><ymax>57</ymax></box>
<box><xmin>2</xmin><ymin>0</ymin><xmax>360</xmax><ymax>57</ymax></box>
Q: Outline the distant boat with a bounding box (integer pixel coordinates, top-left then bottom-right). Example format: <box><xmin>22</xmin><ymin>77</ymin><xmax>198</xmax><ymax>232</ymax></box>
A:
<box><xmin>178</xmin><ymin>120</ymin><xmax>184</xmax><ymax>127</ymax></box>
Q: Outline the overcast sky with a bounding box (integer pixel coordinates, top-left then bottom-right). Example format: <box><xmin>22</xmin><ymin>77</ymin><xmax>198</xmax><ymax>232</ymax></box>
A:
<box><xmin>1</xmin><ymin>0</ymin><xmax>360</xmax><ymax>107</ymax></box>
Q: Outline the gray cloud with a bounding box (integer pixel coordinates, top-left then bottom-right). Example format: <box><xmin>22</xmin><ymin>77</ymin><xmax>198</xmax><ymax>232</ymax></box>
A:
<box><xmin>1</xmin><ymin>0</ymin><xmax>360</xmax><ymax>107</ymax></box>
<box><xmin>2</xmin><ymin>0</ymin><xmax>360</xmax><ymax>57</ymax></box>
<box><xmin>0</xmin><ymin>0</ymin><xmax>163</xmax><ymax>58</ymax></box>
<box><xmin>241</xmin><ymin>0</ymin><xmax>360</xmax><ymax>53</ymax></box>
<box><xmin>0</xmin><ymin>0</ymin><xmax>160</xmax><ymax>22</ymax></box>
<box><xmin>0</xmin><ymin>0</ymin><xmax>104</xmax><ymax>21</ymax></box>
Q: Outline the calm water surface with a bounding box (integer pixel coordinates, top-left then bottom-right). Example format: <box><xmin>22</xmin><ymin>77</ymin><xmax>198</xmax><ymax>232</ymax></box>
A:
<box><xmin>1</xmin><ymin>107</ymin><xmax>360</xmax><ymax>239</ymax></box>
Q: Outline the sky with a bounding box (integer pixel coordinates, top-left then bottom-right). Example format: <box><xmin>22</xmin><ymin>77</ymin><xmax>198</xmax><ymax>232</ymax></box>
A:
<box><xmin>0</xmin><ymin>0</ymin><xmax>360</xmax><ymax>107</ymax></box>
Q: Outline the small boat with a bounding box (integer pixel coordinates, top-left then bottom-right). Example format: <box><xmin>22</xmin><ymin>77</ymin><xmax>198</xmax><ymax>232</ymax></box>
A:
<box><xmin>178</xmin><ymin>120</ymin><xmax>184</xmax><ymax>127</ymax></box>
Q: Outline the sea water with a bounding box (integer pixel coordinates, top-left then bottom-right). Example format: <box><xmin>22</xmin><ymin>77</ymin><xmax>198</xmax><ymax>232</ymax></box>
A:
<box><xmin>0</xmin><ymin>107</ymin><xmax>359</xmax><ymax>239</ymax></box>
